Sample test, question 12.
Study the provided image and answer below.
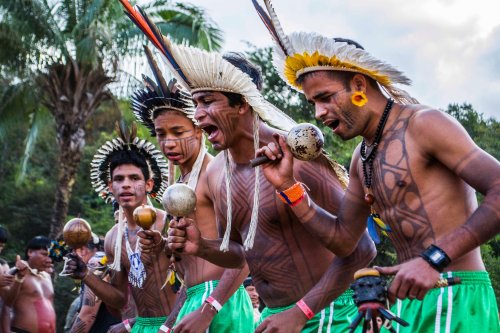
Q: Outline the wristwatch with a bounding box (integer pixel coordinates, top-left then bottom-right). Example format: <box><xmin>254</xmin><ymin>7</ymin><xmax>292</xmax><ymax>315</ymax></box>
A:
<box><xmin>420</xmin><ymin>244</ymin><xmax>451</xmax><ymax>272</ymax></box>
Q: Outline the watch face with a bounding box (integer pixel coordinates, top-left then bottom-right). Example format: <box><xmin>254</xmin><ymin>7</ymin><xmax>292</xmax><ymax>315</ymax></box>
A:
<box><xmin>430</xmin><ymin>251</ymin><xmax>444</xmax><ymax>262</ymax></box>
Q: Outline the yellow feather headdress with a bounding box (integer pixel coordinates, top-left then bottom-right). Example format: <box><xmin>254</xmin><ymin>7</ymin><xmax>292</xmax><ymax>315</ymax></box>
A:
<box><xmin>252</xmin><ymin>0</ymin><xmax>418</xmax><ymax>104</ymax></box>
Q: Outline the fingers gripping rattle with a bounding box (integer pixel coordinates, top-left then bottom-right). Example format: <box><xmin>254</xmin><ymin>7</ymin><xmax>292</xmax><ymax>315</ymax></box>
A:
<box><xmin>250</xmin><ymin>123</ymin><xmax>324</xmax><ymax>167</ymax></box>
<box><xmin>161</xmin><ymin>183</ymin><xmax>197</xmax><ymax>294</ymax></box>
<box><xmin>349</xmin><ymin>268</ymin><xmax>409</xmax><ymax>333</ymax></box>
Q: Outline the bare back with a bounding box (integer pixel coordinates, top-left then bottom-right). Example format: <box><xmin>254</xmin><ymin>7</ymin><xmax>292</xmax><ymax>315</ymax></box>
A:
<box><xmin>105</xmin><ymin>210</ymin><xmax>177</xmax><ymax>317</ymax></box>
<box><xmin>11</xmin><ymin>272</ymin><xmax>55</xmax><ymax>333</ymax></box>
<box><xmin>207</xmin><ymin>149</ymin><xmax>346</xmax><ymax>307</ymax></box>
<box><xmin>354</xmin><ymin>105</ymin><xmax>485</xmax><ymax>270</ymax></box>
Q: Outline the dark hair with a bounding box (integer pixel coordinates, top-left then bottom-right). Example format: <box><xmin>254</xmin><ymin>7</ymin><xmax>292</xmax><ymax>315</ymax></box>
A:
<box><xmin>296</xmin><ymin>37</ymin><xmax>378</xmax><ymax>90</ymax></box>
<box><xmin>221</xmin><ymin>52</ymin><xmax>263</xmax><ymax>107</ymax></box>
<box><xmin>109</xmin><ymin>149</ymin><xmax>150</xmax><ymax>181</ymax></box>
<box><xmin>0</xmin><ymin>258</ymin><xmax>7</xmax><ymax>265</ymax></box>
<box><xmin>243</xmin><ymin>276</ymin><xmax>253</xmax><ymax>288</ymax></box>
<box><xmin>25</xmin><ymin>236</ymin><xmax>50</xmax><ymax>259</ymax></box>
<box><xmin>0</xmin><ymin>226</ymin><xmax>8</xmax><ymax>243</ymax></box>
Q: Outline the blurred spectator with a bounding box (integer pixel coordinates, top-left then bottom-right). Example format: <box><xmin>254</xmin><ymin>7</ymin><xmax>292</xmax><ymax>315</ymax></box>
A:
<box><xmin>244</xmin><ymin>276</ymin><xmax>261</xmax><ymax>325</ymax></box>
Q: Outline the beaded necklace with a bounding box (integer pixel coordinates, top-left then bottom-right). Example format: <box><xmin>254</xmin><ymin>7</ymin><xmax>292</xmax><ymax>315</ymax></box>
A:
<box><xmin>360</xmin><ymin>98</ymin><xmax>394</xmax><ymax>243</ymax></box>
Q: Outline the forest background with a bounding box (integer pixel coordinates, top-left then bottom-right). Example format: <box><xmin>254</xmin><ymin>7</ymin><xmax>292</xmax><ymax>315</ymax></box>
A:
<box><xmin>0</xmin><ymin>1</ymin><xmax>498</xmax><ymax>331</ymax></box>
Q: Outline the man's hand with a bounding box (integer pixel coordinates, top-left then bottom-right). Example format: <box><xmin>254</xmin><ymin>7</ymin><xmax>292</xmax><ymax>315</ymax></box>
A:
<box><xmin>255</xmin><ymin>133</ymin><xmax>296</xmax><ymax>191</ymax></box>
<box><xmin>171</xmin><ymin>306</ymin><xmax>216</xmax><ymax>333</ymax></box>
<box><xmin>106</xmin><ymin>322</ymin><xmax>129</xmax><ymax>333</ymax></box>
<box><xmin>167</xmin><ymin>218</ymin><xmax>201</xmax><ymax>256</ymax></box>
<box><xmin>375</xmin><ymin>257</ymin><xmax>440</xmax><ymax>303</ymax></box>
<box><xmin>0</xmin><ymin>272</ymin><xmax>14</xmax><ymax>287</ymax></box>
<box><xmin>138</xmin><ymin>229</ymin><xmax>165</xmax><ymax>255</ymax></box>
<box><xmin>255</xmin><ymin>306</ymin><xmax>308</xmax><ymax>333</ymax></box>
<box><xmin>64</xmin><ymin>253</ymin><xmax>89</xmax><ymax>280</ymax></box>
<box><xmin>15</xmin><ymin>255</ymin><xmax>28</xmax><ymax>278</ymax></box>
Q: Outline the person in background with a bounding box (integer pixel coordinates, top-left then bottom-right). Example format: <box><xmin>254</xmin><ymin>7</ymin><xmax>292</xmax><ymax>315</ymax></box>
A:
<box><xmin>2</xmin><ymin>236</ymin><xmax>55</xmax><ymax>332</ymax></box>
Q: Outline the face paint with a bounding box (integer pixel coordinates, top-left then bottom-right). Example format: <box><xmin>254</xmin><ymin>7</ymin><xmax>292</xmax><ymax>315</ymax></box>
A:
<box><xmin>193</xmin><ymin>91</ymin><xmax>240</xmax><ymax>151</ymax></box>
<box><xmin>110</xmin><ymin>164</ymin><xmax>149</xmax><ymax>209</ymax></box>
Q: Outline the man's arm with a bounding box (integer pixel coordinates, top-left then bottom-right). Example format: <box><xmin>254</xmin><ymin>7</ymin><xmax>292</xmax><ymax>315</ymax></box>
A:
<box><xmin>379</xmin><ymin>110</ymin><xmax>500</xmax><ymax>301</ymax></box>
<box><xmin>417</xmin><ymin>110</ymin><xmax>500</xmax><ymax>259</ymax></box>
<box><xmin>70</xmin><ymin>286</ymin><xmax>100</xmax><ymax>333</ymax></box>
<box><xmin>257</xmin><ymin>135</ymin><xmax>371</xmax><ymax>257</ymax></box>
<box><xmin>2</xmin><ymin>256</ymin><xmax>29</xmax><ymax>306</ymax></box>
<box><xmin>173</xmin><ymin>264</ymin><xmax>250</xmax><ymax>332</ymax></box>
<box><xmin>161</xmin><ymin>286</ymin><xmax>188</xmax><ymax>329</ymax></box>
<box><xmin>256</xmin><ymin>233</ymin><xmax>376</xmax><ymax>333</ymax></box>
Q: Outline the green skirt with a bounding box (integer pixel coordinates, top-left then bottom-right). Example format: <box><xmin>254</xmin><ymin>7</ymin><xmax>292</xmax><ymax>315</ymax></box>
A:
<box><xmin>132</xmin><ymin>316</ymin><xmax>167</xmax><ymax>333</ymax></box>
<box><xmin>258</xmin><ymin>289</ymin><xmax>362</xmax><ymax>332</ymax></box>
<box><xmin>383</xmin><ymin>271</ymin><xmax>499</xmax><ymax>333</ymax></box>
<box><xmin>175</xmin><ymin>280</ymin><xmax>254</xmax><ymax>333</ymax></box>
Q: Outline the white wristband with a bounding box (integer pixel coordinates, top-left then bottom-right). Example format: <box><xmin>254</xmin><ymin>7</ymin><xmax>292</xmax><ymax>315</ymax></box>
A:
<box><xmin>159</xmin><ymin>325</ymin><xmax>171</xmax><ymax>332</ymax></box>
<box><xmin>123</xmin><ymin>319</ymin><xmax>132</xmax><ymax>332</ymax></box>
<box><xmin>205</xmin><ymin>296</ymin><xmax>222</xmax><ymax>312</ymax></box>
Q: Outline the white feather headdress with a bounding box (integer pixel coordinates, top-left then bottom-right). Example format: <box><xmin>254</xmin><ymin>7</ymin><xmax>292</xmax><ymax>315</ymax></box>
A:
<box><xmin>252</xmin><ymin>0</ymin><xmax>418</xmax><ymax>104</ymax></box>
<box><xmin>120</xmin><ymin>1</ymin><xmax>299</xmax><ymax>252</ymax></box>
<box><xmin>90</xmin><ymin>122</ymin><xmax>168</xmax><ymax>271</ymax></box>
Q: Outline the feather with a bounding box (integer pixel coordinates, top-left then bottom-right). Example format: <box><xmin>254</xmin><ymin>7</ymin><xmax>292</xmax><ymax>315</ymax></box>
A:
<box><xmin>263</xmin><ymin>0</ymin><xmax>293</xmax><ymax>55</ymax></box>
<box><xmin>134</xmin><ymin>6</ymin><xmax>191</xmax><ymax>88</ymax></box>
<box><xmin>252</xmin><ymin>0</ymin><xmax>288</xmax><ymax>55</ymax></box>
<box><xmin>367</xmin><ymin>215</ymin><xmax>381</xmax><ymax>244</ymax></box>
<box><xmin>130</xmin><ymin>122</ymin><xmax>137</xmax><ymax>143</ymax></box>
<box><xmin>143</xmin><ymin>45</ymin><xmax>170</xmax><ymax>98</ymax></box>
<box><xmin>118</xmin><ymin>0</ymin><xmax>163</xmax><ymax>51</ymax></box>
<box><xmin>372</xmin><ymin>214</ymin><xmax>391</xmax><ymax>232</ymax></box>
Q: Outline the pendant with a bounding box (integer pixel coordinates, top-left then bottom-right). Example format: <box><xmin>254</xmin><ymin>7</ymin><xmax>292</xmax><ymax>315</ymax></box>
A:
<box><xmin>128</xmin><ymin>252</ymin><xmax>147</xmax><ymax>288</ymax></box>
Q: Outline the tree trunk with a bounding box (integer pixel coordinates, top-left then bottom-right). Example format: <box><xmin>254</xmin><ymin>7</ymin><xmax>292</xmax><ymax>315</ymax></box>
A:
<box><xmin>49</xmin><ymin>128</ymin><xmax>85</xmax><ymax>238</ymax></box>
<box><xmin>38</xmin><ymin>61</ymin><xmax>114</xmax><ymax>238</ymax></box>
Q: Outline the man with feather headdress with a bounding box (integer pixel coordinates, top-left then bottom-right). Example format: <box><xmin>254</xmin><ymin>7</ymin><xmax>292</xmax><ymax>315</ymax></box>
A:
<box><xmin>252</xmin><ymin>0</ymin><xmax>500</xmax><ymax>332</ymax></box>
<box><xmin>133</xmin><ymin>45</ymin><xmax>254</xmax><ymax>333</ymax></box>
<box><xmin>115</xmin><ymin>3</ymin><xmax>377</xmax><ymax>332</ymax></box>
<box><xmin>64</xmin><ymin>123</ymin><xmax>177</xmax><ymax>333</ymax></box>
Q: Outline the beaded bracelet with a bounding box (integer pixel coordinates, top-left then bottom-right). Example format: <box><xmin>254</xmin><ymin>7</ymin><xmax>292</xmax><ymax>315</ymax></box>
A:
<box><xmin>277</xmin><ymin>182</ymin><xmax>306</xmax><ymax>206</ymax></box>
<box><xmin>296</xmin><ymin>299</ymin><xmax>314</xmax><ymax>320</ymax></box>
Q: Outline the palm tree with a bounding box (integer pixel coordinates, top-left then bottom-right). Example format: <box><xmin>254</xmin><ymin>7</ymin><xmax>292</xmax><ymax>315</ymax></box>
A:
<box><xmin>0</xmin><ymin>0</ymin><xmax>223</xmax><ymax>237</ymax></box>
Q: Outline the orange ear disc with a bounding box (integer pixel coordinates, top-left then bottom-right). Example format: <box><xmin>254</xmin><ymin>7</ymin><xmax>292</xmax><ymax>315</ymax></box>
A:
<box><xmin>63</xmin><ymin>218</ymin><xmax>92</xmax><ymax>249</ymax></box>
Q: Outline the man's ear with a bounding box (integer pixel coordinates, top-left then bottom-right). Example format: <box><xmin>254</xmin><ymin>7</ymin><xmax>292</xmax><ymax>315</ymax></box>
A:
<box><xmin>238</xmin><ymin>100</ymin><xmax>251</xmax><ymax>115</ymax></box>
<box><xmin>145</xmin><ymin>178</ymin><xmax>154</xmax><ymax>193</ymax></box>
<box><xmin>350</xmin><ymin>73</ymin><xmax>368</xmax><ymax>92</ymax></box>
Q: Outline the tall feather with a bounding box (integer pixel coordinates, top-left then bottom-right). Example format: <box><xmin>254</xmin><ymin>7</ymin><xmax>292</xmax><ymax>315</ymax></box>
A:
<box><xmin>141</xmin><ymin>74</ymin><xmax>160</xmax><ymax>94</ymax></box>
<box><xmin>262</xmin><ymin>0</ymin><xmax>293</xmax><ymax>55</ymax></box>
<box><xmin>135</xmin><ymin>6</ymin><xmax>191</xmax><ymax>87</ymax></box>
<box><xmin>143</xmin><ymin>45</ymin><xmax>170</xmax><ymax>98</ymax></box>
<box><xmin>118</xmin><ymin>0</ymin><xmax>163</xmax><ymax>51</ymax></box>
<box><xmin>251</xmin><ymin>0</ymin><xmax>288</xmax><ymax>56</ymax></box>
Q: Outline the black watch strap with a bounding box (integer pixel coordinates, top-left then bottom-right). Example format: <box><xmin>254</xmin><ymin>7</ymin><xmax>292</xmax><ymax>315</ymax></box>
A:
<box><xmin>420</xmin><ymin>244</ymin><xmax>451</xmax><ymax>272</ymax></box>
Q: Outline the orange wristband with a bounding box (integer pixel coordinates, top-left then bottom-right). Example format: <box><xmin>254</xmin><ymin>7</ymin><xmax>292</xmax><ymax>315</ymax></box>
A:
<box><xmin>277</xmin><ymin>182</ymin><xmax>306</xmax><ymax>206</ymax></box>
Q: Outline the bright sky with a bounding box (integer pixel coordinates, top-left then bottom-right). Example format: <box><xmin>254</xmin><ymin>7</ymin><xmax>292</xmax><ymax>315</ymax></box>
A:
<box><xmin>184</xmin><ymin>0</ymin><xmax>500</xmax><ymax>120</ymax></box>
